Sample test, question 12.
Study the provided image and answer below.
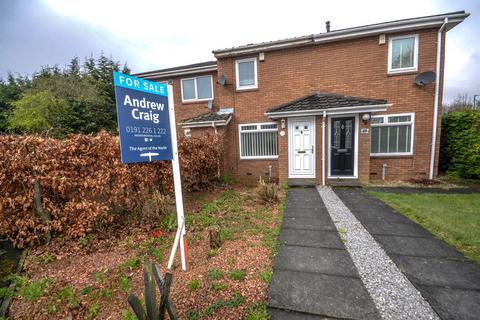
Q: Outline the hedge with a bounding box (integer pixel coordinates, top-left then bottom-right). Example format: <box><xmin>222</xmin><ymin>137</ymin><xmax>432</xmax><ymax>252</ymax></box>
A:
<box><xmin>440</xmin><ymin>110</ymin><xmax>480</xmax><ymax>179</ymax></box>
<box><xmin>0</xmin><ymin>131</ymin><xmax>221</xmax><ymax>248</ymax></box>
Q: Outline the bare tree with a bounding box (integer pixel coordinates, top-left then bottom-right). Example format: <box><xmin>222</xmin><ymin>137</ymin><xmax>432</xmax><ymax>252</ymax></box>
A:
<box><xmin>443</xmin><ymin>93</ymin><xmax>474</xmax><ymax>111</ymax></box>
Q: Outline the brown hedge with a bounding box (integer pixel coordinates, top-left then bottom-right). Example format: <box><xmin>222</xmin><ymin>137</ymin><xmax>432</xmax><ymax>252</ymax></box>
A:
<box><xmin>0</xmin><ymin>131</ymin><xmax>221</xmax><ymax>247</ymax></box>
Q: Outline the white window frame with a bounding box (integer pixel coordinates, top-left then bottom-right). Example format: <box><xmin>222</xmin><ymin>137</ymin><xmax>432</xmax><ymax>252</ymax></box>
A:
<box><xmin>235</xmin><ymin>58</ymin><xmax>258</xmax><ymax>90</ymax></box>
<box><xmin>387</xmin><ymin>34</ymin><xmax>419</xmax><ymax>74</ymax></box>
<box><xmin>239</xmin><ymin>122</ymin><xmax>278</xmax><ymax>160</ymax></box>
<box><xmin>180</xmin><ymin>75</ymin><xmax>214</xmax><ymax>102</ymax></box>
<box><xmin>371</xmin><ymin>112</ymin><xmax>415</xmax><ymax>156</ymax></box>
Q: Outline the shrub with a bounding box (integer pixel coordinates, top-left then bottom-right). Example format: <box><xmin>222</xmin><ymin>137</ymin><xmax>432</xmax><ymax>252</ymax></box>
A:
<box><xmin>260</xmin><ymin>269</ymin><xmax>273</xmax><ymax>284</ymax></box>
<box><xmin>245</xmin><ymin>303</ymin><xmax>269</xmax><ymax>320</ymax></box>
<box><xmin>160</xmin><ymin>214</ymin><xmax>177</xmax><ymax>232</ymax></box>
<box><xmin>17</xmin><ymin>277</ymin><xmax>50</xmax><ymax>301</ymax></box>
<box><xmin>188</xmin><ymin>279</ymin><xmax>201</xmax><ymax>290</ymax></box>
<box><xmin>228</xmin><ymin>269</ymin><xmax>246</xmax><ymax>281</ymax></box>
<box><xmin>440</xmin><ymin>110</ymin><xmax>480</xmax><ymax>179</ymax></box>
<box><xmin>207</xmin><ymin>269</ymin><xmax>224</xmax><ymax>281</ymax></box>
<box><xmin>142</xmin><ymin>191</ymin><xmax>171</xmax><ymax>223</ymax></box>
<box><xmin>256</xmin><ymin>177</ymin><xmax>279</xmax><ymax>203</ymax></box>
<box><xmin>119</xmin><ymin>275</ymin><xmax>130</xmax><ymax>293</ymax></box>
<box><xmin>0</xmin><ymin>132</ymin><xmax>222</xmax><ymax>247</ymax></box>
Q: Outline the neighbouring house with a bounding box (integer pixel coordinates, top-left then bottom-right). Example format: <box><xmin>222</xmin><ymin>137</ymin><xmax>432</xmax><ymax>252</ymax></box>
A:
<box><xmin>134</xmin><ymin>11</ymin><xmax>469</xmax><ymax>185</ymax></box>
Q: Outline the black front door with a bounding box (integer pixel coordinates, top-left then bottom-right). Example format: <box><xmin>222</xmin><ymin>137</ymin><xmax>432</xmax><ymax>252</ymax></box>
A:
<box><xmin>331</xmin><ymin>117</ymin><xmax>355</xmax><ymax>176</ymax></box>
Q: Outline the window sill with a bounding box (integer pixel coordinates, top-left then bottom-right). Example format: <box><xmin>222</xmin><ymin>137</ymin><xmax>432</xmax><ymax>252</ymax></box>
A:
<box><xmin>387</xmin><ymin>69</ymin><xmax>418</xmax><ymax>77</ymax></box>
<box><xmin>371</xmin><ymin>154</ymin><xmax>413</xmax><ymax>159</ymax></box>
<box><xmin>236</xmin><ymin>87</ymin><xmax>258</xmax><ymax>93</ymax></box>
<box><xmin>181</xmin><ymin>99</ymin><xmax>213</xmax><ymax>105</ymax></box>
<box><xmin>240</xmin><ymin>157</ymin><xmax>278</xmax><ymax>161</ymax></box>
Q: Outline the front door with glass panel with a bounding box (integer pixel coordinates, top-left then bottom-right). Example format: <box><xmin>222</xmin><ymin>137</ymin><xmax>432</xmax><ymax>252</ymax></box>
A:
<box><xmin>330</xmin><ymin>117</ymin><xmax>355</xmax><ymax>176</ymax></box>
<box><xmin>289</xmin><ymin>118</ymin><xmax>315</xmax><ymax>178</ymax></box>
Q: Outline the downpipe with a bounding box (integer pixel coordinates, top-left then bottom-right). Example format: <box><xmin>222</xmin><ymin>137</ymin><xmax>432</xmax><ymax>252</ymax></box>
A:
<box><xmin>429</xmin><ymin>17</ymin><xmax>448</xmax><ymax>180</ymax></box>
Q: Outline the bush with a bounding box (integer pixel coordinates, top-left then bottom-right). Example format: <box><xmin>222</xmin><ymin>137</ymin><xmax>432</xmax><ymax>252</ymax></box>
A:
<box><xmin>142</xmin><ymin>191</ymin><xmax>172</xmax><ymax>223</ymax></box>
<box><xmin>440</xmin><ymin>110</ymin><xmax>480</xmax><ymax>179</ymax></box>
<box><xmin>256</xmin><ymin>177</ymin><xmax>279</xmax><ymax>203</ymax></box>
<box><xmin>0</xmin><ymin>131</ymin><xmax>221</xmax><ymax>247</ymax></box>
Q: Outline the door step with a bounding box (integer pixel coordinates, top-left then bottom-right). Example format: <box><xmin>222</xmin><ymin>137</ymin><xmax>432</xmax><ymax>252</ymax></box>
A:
<box><xmin>327</xmin><ymin>179</ymin><xmax>361</xmax><ymax>187</ymax></box>
<box><xmin>288</xmin><ymin>178</ymin><xmax>316</xmax><ymax>187</ymax></box>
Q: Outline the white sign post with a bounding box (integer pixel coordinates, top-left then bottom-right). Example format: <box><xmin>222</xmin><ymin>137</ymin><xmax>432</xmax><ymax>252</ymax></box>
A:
<box><xmin>166</xmin><ymin>84</ymin><xmax>187</xmax><ymax>271</ymax></box>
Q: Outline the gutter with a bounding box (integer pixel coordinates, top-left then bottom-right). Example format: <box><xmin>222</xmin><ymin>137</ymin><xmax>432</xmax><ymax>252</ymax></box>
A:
<box><xmin>265</xmin><ymin>104</ymin><xmax>392</xmax><ymax>119</ymax></box>
<box><xmin>213</xmin><ymin>12</ymin><xmax>468</xmax><ymax>58</ymax></box>
<box><xmin>180</xmin><ymin>116</ymin><xmax>232</xmax><ymax>128</ymax></box>
<box><xmin>429</xmin><ymin>17</ymin><xmax>448</xmax><ymax>180</ymax></box>
<box><xmin>135</xmin><ymin>64</ymin><xmax>217</xmax><ymax>80</ymax></box>
<box><xmin>312</xmin><ymin>13</ymin><xmax>466</xmax><ymax>44</ymax></box>
<box><xmin>213</xmin><ymin>38</ymin><xmax>313</xmax><ymax>58</ymax></box>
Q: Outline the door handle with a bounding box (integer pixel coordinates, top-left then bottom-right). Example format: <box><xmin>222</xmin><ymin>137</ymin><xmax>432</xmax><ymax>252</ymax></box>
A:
<box><xmin>311</xmin><ymin>145</ymin><xmax>314</xmax><ymax>153</ymax></box>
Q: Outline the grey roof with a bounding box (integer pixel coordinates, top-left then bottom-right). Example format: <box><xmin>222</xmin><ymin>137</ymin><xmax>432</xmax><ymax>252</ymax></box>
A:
<box><xmin>133</xmin><ymin>61</ymin><xmax>217</xmax><ymax>79</ymax></box>
<box><xmin>180</xmin><ymin>112</ymin><xmax>232</xmax><ymax>124</ymax></box>
<box><xmin>267</xmin><ymin>92</ymin><xmax>388</xmax><ymax>114</ymax></box>
<box><xmin>213</xmin><ymin>11</ymin><xmax>468</xmax><ymax>57</ymax></box>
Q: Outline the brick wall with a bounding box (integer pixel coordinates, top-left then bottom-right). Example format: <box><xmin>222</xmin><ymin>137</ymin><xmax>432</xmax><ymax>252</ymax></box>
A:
<box><xmin>153</xmin><ymin>28</ymin><xmax>446</xmax><ymax>183</ymax></box>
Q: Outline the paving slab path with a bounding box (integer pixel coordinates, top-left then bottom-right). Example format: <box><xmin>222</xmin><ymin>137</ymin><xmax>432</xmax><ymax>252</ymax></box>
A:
<box><xmin>268</xmin><ymin>187</ymin><xmax>381</xmax><ymax>319</ymax></box>
<box><xmin>335</xmin><ymin>187</ymin><xmax>480</xmax><ymax>320</ymax></box>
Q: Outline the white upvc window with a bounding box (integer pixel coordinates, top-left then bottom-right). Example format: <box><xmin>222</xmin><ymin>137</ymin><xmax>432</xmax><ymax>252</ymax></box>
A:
<box><xmin>181</xmin><ymin>75</ymin><xmax>213</xmax><ymax>102</ymax></box>
<box><xmin>239</xmin><ymin>122</ymin><xmax>278</xmax><ymax>159</ymax></box>
<box><xmin>388</xmin><ymin>34</ymin><xmax>419</xmax><ymax>74</ymax></box>
<box><xmin>371</xmin><ymin>113</ymin><xmax>414</xmax><ymax>156</ymax></box>
<box><xmin>235</xmin><ymin>58</ymin><xmax>258</xmax><ymax>90</ymax></box>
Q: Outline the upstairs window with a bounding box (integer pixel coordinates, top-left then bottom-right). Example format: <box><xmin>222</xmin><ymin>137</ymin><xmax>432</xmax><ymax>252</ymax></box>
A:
<box><xmin>235</xmin><ymin>58</ymin><xmax>257</xmax><ymax>90</ymax></box>
<box><xmin>181</xmin><ymin>75</ymin><xmax>213</xmax><ymax>102</ymax></box>
<box><xmin>388</xmin><ymin>34</ymin><xmax>418</xmax><ymax>73</ymax></box>
<box><xmin>371</xmin><ymin>113</ymin><xmax>414</xmax><ymax>155</ymax></box>
<box><xmin>239</xmin><ymin>123</ymin><xmax>278</xmax><ymax>159</ymax></box>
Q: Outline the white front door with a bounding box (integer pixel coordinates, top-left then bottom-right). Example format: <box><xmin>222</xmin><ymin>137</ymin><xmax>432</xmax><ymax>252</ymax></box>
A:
<box><xmin>289</xmin><ymin>117</ymin><xmax>315</xmax><ymax>178</ymax></box>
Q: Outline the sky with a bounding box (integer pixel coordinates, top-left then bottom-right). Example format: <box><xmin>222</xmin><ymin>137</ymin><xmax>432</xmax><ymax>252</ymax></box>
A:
<box><xmin>0</xmin><ymin>0</ymin><xmax>478</xmax><ymax>103</ymax></box>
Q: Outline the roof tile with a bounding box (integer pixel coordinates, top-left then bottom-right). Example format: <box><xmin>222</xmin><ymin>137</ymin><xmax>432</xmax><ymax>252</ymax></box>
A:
<box><xmin>181</xmin><ymin>112</ymin><xmax>232</xmax><ymax>124</ymax></box>
<box><xmin>267</xmin><ymin>92</ymin><xmax>388</xmax><ymax>114</ymax></box>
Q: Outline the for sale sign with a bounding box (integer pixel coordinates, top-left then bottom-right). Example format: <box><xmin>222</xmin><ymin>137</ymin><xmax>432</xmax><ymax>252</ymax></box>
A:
<box><xmin>113</xmin><ymin>72</ymin><xmax>173</xmax><ymax>163</ymax></box>
<box><xmin>113</xmin><ymin>72</ymin><xmax>187</xmax><ymax>271</ymax></box>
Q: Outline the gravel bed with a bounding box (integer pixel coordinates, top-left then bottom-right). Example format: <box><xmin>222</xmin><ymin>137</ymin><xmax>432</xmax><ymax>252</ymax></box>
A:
<box><xmin>317</xmin><ymin>186</ymin><xmax>440</xmax><ymax>320</ymax></box>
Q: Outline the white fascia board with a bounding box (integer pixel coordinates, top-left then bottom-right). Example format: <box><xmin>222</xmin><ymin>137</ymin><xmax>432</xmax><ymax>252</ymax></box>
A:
<box><xmin>213</xmin><ymin>12</ymin><xmax>468</xmax><ymax>57</ymax></box>
<box><xmin>138</xmin><ymin>65</ymin><xmax>217</xmax><ymax>80</ymax></box>
<box><xmin>313</xmin><ymin>19</ymin><xmax>464</xmax><ymax>44</ymax></box>
<box><xmin>180</xmin><ymin>116</ymin><xmax>232</xmax><ymax>128</ymax></box>
<box><xmin>265</xmin><ymin>104</ymin><xmax>392</xmax><ymax>119</ymax></box>
<box><xmin>213</xmin><ymin>39</ymin><xmax>312</xmax><ymax>58</ymax></box>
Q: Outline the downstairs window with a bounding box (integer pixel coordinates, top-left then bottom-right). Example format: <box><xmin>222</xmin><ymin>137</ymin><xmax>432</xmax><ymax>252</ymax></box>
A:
<box><xmin>239</xmin><ymin>123</ymin><xmax>278</xmax><ymax>159</ymax></box>
<box><xmin>371</xmin><ymin>113</ymin><xmax>414</xmax><ymax>155</ymax></box>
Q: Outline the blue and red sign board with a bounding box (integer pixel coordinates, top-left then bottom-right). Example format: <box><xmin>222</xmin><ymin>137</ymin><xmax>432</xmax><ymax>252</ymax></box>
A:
<box><xmin>113</xmin><ymin>72</ymin><xmax>173</xmax><ymax>163</ymax></box>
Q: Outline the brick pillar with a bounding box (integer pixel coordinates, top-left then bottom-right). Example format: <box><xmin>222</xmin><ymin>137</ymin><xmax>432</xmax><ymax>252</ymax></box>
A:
<box><xmin>278</xmin><ymin>118</ymin><xmax>288</xmax><ymax>184</ymax></box>
<box><xmin>358</xmin><ymin>113</ymin><xmax>371</xmax><ymax>183</ymax></box>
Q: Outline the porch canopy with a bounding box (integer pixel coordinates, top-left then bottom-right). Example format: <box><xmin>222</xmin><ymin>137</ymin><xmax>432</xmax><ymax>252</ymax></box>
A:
<box><xmin>180</xmin><ymin>110</ymin><xmax>233</xmax><ymax>128</ymax></box>
<box><xmin>265</xmin><ymin>92</ymin><xmax>391</xmax><ymax>118</ymax></box>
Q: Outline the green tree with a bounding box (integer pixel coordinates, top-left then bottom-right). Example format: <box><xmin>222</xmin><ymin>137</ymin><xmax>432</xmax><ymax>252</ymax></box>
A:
<box><xmin>0</xmin><ymin>73</ymin><xmax>24</xmax><ymax>133</ymax></box>
<box><xmin>8</xmin><ymin>91</ymin><xmax>69</xmax><ymax>134</ymax></box>
<box><xmin>4</xmin><ymin>54</ymin><xmax>130</xmax><ymax>136</ymax></box>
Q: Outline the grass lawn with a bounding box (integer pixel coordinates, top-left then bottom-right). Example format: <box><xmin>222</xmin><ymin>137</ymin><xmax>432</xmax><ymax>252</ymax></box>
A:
<box><xmin>370</xmin><ymin>192</ymin><xmax>480</xmax><ymax>264</ymax></box>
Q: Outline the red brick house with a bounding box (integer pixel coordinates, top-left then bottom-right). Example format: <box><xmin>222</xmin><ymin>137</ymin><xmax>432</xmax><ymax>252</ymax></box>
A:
<box><xmin>134</xmin><ymin>11</ymin><xmax>469</xmax><ymax>185</ymax></box>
